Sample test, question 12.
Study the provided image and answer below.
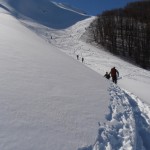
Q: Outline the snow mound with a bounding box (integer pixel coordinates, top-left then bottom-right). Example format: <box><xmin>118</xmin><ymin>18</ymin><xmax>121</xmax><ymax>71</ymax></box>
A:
<box><xmin>1</xmin><ymin>0</ymin><xmax>89</xmax><ymax>29</ymax></box>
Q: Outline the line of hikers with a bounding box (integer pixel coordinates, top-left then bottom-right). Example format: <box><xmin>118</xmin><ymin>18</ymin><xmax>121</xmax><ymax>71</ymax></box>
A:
<box><xmin>104</xmin><ymin>67</ymin><xmax>119</xmax><ymax>84</ymax></box>
<box><xmin>76</xmin><ymin>55</ymin><xmax>84</xmax><ymax>63</ymax></box>
<box><xmin>76</xmin><ymin>54</ymin><xmax>119</xmax><ymax>83</ymax></box>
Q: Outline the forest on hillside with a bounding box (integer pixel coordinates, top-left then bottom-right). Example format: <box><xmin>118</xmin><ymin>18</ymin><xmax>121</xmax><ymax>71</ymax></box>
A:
<box><xmin>89</xmin><ymin>1</ymin><xmax>150</xmax><ymax>69</ymax></box>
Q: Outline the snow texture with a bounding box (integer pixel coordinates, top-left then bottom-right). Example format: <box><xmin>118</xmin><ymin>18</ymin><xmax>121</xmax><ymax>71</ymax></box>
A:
<box><xmin>0</xmin><ymin>0</ymin><xmax>150</xmax><ymax>150</ymax></box>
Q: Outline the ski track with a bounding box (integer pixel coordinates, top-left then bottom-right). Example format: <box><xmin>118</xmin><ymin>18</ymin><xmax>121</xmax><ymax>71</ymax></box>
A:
<box><xmin>21</xmin><ymin>18</ymin><xmax>150</xmax><ymax>150</ymax></box>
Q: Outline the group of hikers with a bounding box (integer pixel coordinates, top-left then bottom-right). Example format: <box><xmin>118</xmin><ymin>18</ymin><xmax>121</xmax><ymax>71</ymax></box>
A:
<box><xmin>104</xmin><ymin>67</ymin><xmax>119</xmax><ymax>84</ymax></box>
<box><xmin>76</xmin><ymin>54</ymin><xmax>119</xmax><ymax>84</ymax></box>
<box><xmin>76</xmin><ymin>55</ymin><xmax>84</xmax><ymax>63</ymax></box>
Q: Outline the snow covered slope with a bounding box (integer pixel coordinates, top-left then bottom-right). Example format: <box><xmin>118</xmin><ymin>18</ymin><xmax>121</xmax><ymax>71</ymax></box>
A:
<box><xmin>45</xmin><ymin>17</ymin><xmax>150</xmax><ymax>150</ymax></box>
<box><xmin>34</xmin><ymin>16</ymin><xmax>150</xmax><ymax>105</ymax></box>
<box><xmin>19</xmin><ymin>10</ymin><xmax>150</xmax><ymax>149</ymax></box>
<box><xmin>1</xmin><ymin>0</ymin><xmax>89</xmax><ymax>29</ymax></box>
<box><xmin>0</xmin><ymin>7</ymin><xmax>111</xmax><ymax>150</ymax></box>
<box><xmin>0</xmin><ymin>0</ymin><xmax>150</xmax><ymax>150</ymax></box>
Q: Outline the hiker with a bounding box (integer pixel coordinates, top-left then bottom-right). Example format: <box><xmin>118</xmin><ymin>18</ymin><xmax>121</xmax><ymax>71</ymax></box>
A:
<box><xmin>109</xmin><ymin>67</ymin><xmax>119</xmax><ymax>84</ymax></box>
<box><xmin>76</xmin><ymin>55</ymin><xmax>79</xmax><ymax>60</ymax></box>
<box><xmin>82</xmin><ymin>57</ymin><xmax>84</xmax><ymax>63</ymax></box>
<box><xmin>104</xmin><ymin>72</ymin><xmax>110</xmax><ymax>79</ymax></box>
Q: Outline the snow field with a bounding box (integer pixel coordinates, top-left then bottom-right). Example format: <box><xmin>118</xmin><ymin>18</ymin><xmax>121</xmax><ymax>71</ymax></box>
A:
<box><xmin>26</xmin><ymin>16</ymin><xmax>150</xmax><ymax>105</ymax></box>
<box><xmin>0</xmin><ymin>0</ymin><xmax>150</xmax><ymax>149</ymax></box>
<box><xmin>0</xmin><ymin>12</ymin><xmax>110</xmax><ymax>150</ymax></box>
<box><xmin>19</xmin><ymin>13</ymin><xmax>150</xmax><ymax>150</ymax></box>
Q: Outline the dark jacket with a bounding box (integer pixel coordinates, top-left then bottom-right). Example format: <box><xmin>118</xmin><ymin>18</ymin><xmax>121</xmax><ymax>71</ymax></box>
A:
<box><xmin>104</xmin><ymin>72</ymin><xmax>110</xmax><ymax>79</ymax></box>
<box><xmin>110</xmin><ymin>67</ymin><xmax>119</xmax><ymax>77</ymax></box>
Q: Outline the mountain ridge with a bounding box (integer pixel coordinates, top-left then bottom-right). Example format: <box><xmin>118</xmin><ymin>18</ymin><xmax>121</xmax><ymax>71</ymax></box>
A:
<box><xmin>0</xmin><ymin>0</ymin><xmax>89</xmax><ymax>29</ymax></box>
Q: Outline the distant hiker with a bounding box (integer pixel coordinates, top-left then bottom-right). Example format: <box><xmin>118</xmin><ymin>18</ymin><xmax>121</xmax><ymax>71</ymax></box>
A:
<box><xmin>109</xmin><ymin>67</ymin><xmax>119</xmax><ymax>84</ymax></box>
<box><xmin>104</xmin><ymin>72</ymin><xmax>110</xmax><ymax>79</ymax></box>
<box><xmin>76</xmin><ymin>55</ymin><xmax>79</xmax><ymax>60</ymax></box>
<box><xmin>82</xmin><ymin>57</ymin><xmax>84</xmax><ymax>63</ymax></box>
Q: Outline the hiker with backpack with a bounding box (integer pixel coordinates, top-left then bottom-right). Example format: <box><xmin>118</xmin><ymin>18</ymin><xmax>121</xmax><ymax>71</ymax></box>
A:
<box><xmin>82</xmin><ymin>57</ymin><xmax>84</xmax><ymax>63</ymax></box>
<box><xmin>104</xmin><ymin>72</ymin><xmax>110</xmax><ymax>79</ymax></box>
<box><xmin>109</xmin><ymin>67</ymin><xmax>119</xmax><ymax>84</ymax></box>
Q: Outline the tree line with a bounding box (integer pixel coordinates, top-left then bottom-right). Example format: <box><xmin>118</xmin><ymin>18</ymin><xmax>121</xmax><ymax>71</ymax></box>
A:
<box><xmin>89</xmin><ymin>1</ymin><xmax>150</xmax><ymax>69</ymax></box>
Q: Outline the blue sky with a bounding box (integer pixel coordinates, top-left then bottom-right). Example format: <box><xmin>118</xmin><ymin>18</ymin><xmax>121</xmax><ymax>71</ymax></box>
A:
<box><xmin>53</xmin><ymin>0</ymin><xmax>140</xmax><ymax>15</ymax></box>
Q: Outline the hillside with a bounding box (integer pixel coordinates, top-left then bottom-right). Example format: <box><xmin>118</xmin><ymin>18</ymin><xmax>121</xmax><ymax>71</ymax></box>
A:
<box><xmin>0</xmin><ymin>0</ymin><xmax>150</xmax><ymax>150</ymax></box>
<box><xmin>0</xmin><ymin>2</ymin><xmax>110</xmax><ymax>150</ymax></box>
<box><xmin>1</xmin><ymin>0</ymin><xmax>89</xmax><ymax>29</ymax></box>
<box><xmin>89</xmin><ymin>1</ymin><xmax>150</xmax><ymax>69</ymax></box>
